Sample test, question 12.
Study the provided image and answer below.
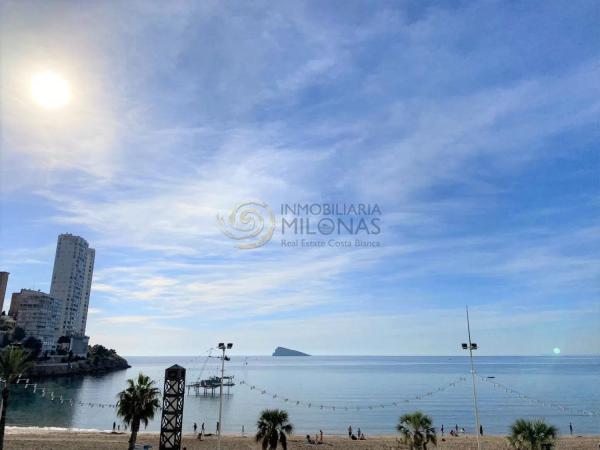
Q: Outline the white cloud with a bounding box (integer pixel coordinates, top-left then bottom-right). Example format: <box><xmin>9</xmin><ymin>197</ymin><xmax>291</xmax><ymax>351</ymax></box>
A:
<box><xmin>2</xmin><ymin>1</ymin><xmax>599</xmax><ymax>355</ymax></box>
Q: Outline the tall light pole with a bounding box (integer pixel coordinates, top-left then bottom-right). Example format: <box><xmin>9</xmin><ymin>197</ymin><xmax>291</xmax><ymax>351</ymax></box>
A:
<box><xmin>461</xmin><ymin>306</ymin><xmax>481</xmax><ymax>450</ymax></box>
<box><xmin>217</xmin><ymin>342</ymin><xmax>233</xmax><ymax>450</ymax></box>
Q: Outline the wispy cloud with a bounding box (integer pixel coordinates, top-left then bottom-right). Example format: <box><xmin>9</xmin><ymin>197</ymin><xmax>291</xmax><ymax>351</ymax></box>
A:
<box><xmin>1</xmin><ymin>1</ymin><xmax>599</xmax><ymax>354</ymax></box>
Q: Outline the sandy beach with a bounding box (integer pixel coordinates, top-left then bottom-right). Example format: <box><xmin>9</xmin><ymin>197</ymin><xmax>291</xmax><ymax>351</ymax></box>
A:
<box><xmin>4</xmin><ymin>430</ymin><xmax>600</xmax><ymax>450</ymax></box>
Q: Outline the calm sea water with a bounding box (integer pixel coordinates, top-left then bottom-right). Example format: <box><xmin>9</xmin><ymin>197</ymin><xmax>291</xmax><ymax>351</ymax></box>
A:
<box><xmin>7</xmin><ymin>356</ymin><xmax>600</xmax><ymax>436</ymax></box>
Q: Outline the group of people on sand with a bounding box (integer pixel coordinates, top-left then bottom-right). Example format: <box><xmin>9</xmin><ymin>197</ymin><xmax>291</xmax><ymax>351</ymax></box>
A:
<box><xmin>192</xmin><ymin>421</ymin><xmax>206</xmax><ymax>440</ymax></box>
<box><xmin>111</xmin><ymin>422</ymin><xmax>127</xmax><ymax>433</ymax></box>
<box><xmin>305</xmin><ymin>430</ymin><xmax>325</xmax><ymax>445</ymax></box>
<box><xmin>440</xmin><ymin>424</ymin><xmax>483</xmax><ymax>438</ymax></box>
<box><xmin>305</xmin><ymin>428</ymin><xmax>366</xmax><ymax>445</ymax></box>
<box><xmin>348</xmin><ymin>425</ymin><xmax>366</xmax><ymax>440</ymax></box>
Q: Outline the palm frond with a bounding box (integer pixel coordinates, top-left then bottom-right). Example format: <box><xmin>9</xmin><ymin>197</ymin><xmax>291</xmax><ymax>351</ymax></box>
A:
<box><xmin>255</xmin><ymin>409</ymin><xmax>293</xmax><ymax>450</ymax></box>
<box><xmin>0</xmin><ymin>347</ymin><xmax>35</xmax><ymax>382</ymax></box>
<box><xmin>508</xmin><ymin>419</ymin><xmax>558</xmax><ymax>450</ymax></box>
<box><xmin>116</xmin><ymin>372</ymin><xmax>161</xmax><ymax>428</ymax></box>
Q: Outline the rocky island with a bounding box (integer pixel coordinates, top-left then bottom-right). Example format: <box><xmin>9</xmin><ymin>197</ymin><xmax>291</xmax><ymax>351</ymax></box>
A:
<box><xmin>272</xmin><ymin>346</ymin><xmax>310</xmax><ymax>356</ymax></box>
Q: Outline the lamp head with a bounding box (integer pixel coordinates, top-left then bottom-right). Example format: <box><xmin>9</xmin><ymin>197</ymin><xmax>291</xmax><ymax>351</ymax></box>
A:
<box><xmin>461</xmin><ymin>343</ymin><xmax>468</xmax><ymax>350</ymax></box>
<box><xmin>218</xmin><ymin>343</ymin><xmax>225</xmax><ymax>349</ymax></box>
<box><xmin>227</xmin><ymin>343</ymin><xmax>233</xmax><ymax>349</ymax></box>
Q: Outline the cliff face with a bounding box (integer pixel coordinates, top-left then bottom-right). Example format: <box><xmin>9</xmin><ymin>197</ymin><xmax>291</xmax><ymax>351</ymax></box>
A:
<box><xmin>272</xmin><ymin>346</ymin><xmax>310</xmax><ymax>356</ymax></box>
<box><xmin>29</xmin><ymin>354</ymin><xmax>130</xmax><ymax>378</ymax></box>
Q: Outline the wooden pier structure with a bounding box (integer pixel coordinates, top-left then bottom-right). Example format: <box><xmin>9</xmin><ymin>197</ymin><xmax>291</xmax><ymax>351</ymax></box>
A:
<box><xmin>187</xmin><ymin>375</ymin><xmax>235</xmax><ymax>396</ymax></box>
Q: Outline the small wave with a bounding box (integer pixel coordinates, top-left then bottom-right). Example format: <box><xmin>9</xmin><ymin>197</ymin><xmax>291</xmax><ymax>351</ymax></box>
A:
<box><xmin>6</xmin><ymin>426</ymin><xmax>105</xmax><ymax>434</ymax></box>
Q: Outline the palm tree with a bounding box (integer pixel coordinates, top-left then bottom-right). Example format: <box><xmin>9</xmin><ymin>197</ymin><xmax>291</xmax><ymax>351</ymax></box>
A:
<box><xmin>116</xmin><ymin>373</ymin><xmax>161</xmax><ymax>450</ymax></box>
<box><xmin>396</xmin><ymin>411</ymin><xmax>437</xmax><ymax>450</ymax></box>
<box><xmin>255</xmin><ymin>409</ymin><xmax>293</xmax><ymax>450</ymax></box>
<box><xmin>0</xmin><ymin>347</ymin><xmax>35</xmax><ymax>450</ymax></box>
<box><xmin>508</xmin><ymin>419</ymin><xmax>558</xmax><ymax>450</ymax></box>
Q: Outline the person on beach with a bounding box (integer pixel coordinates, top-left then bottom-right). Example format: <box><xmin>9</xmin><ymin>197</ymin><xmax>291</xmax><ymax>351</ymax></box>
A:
<box><xmin>357</xmin><ymin>427</ymin><xmax>361</xmax><ymax>437</ymax></box>
<box><xmin>320</xmin><ymin>430</ymin><xmax>323</xmax><ymax>442</ymax></box>
<box><xmin>201</xmin><ymin>422</ymin><xmax>205</xmax><ymax>433</ymax></box>
<box><xmin>480</xmin><ymin>424</ymin><xmax>483</xmax><ymax>436</ymax></box>
<box><xmin>348</xmin><ymin>425</ymin><xmax>352</xmax><ymax>438</ymax></box>
<box><xmin>455</xmin><ymin>424</ymin><xmax>459</xmax><ymax>434</ymax></box>
<box><xmin>193</xmin><ymin>422</ymin><xmax>197</xmax><ymax>433</ymax></box>
<box><xmin>570</xmin><ymin>422</ymin><xmax>573</xmax><ymax>435</ymax></box>
<box><xmin>441</xmin><ymin>424</ymin><xmax>444</xmax><ymax>436</ymax></box>
<box><xmin>117</xmin><ymin>425</ymin><xmax>120</xmax><ymax>431</ymax></box>
<box><xmin>112</xmin><ymin>421</ymin><xmax>116</xmax><ymax>432</ymax></box>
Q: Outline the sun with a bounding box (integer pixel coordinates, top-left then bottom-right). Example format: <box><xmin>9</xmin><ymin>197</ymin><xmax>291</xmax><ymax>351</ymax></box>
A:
<box><xmin>30</xmin><ymin>71</ymin><xmax>71</xmax><ymax>109</ymax></box>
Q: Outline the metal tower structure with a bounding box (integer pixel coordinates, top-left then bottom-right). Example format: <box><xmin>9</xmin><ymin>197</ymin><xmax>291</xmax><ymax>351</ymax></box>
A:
<box><xmin>159</xmin><ymin>365</ymin><xmax>186</xmax><ymax>450</ymax></box>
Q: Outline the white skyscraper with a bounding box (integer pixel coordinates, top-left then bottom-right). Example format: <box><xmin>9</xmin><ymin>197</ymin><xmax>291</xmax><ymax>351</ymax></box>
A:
<box><xmin>50</xmin><ymin>233</ymin><xmax>95</xmax><ymax>336</ymax></box>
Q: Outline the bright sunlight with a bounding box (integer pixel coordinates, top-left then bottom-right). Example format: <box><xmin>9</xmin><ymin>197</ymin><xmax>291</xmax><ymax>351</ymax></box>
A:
<box><xmin>30</xmin><ymin>71</ymin><xmax>71</xmax><ymax>109</ymax></box>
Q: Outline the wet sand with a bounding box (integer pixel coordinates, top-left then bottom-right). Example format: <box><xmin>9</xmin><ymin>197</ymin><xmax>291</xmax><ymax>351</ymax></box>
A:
<box><xmin>4</xmin><ymin>430</ymin><xmax>600</xmax><ymax>449</ymax></box>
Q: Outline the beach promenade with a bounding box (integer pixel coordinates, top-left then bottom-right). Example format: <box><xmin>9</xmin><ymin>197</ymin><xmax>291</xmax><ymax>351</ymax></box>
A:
<box><xmin>5</xmin><ymin>430</ymin><xmax>600</xmax><ymax>450</ymax></box>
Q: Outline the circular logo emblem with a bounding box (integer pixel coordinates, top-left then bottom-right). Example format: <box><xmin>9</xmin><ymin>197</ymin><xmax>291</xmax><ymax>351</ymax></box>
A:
<box><xmin>217</xmin><ymin>201</ymin><xmax>275</xmax><ymax>249</ymax></box>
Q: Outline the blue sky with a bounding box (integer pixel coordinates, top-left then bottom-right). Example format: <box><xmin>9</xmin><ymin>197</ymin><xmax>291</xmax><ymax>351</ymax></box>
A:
<box><xmin>0</xmin><ymin>1</ymin><xmax>598</xmax><ymax>355</ymax></box>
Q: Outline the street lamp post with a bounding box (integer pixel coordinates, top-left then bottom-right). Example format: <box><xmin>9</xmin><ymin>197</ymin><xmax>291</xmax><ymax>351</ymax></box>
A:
<box><xmin>217</xmin><ymin>342</ymin><xmax>233</xmax><ymax>450</ymax></box>
<box><xmin>462</xmin><ymin>306</ymin><xmax>481</xmax><ymax>450</ymax></box>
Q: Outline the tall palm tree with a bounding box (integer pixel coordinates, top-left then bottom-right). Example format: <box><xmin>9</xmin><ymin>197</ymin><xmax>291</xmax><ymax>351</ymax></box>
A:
<box><xmin>396</xmin><ymin>411</ymin><xmax>437</xmax><ymax>450</ymax></box>
<box><xmin>255</xmin><ymin>409</ymin><xmax>293</xmax><ymax>450</ymax></box>
<box><xmin>116</xmin><ymin>373</ymin><xmax>161</xmax><ymax>450</ymax></box>
<box><xmin>0</xmin><ymin>347</ymin><xmax>35</xmax><ymax>450</ymax></box>
<box><xmin>508</xmin><ymin>419</ymin><xmax>558</xmax><ymax>450</ymax></box>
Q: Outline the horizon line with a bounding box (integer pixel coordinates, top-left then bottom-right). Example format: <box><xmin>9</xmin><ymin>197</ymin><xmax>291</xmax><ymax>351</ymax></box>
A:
<box><xmin>121</xmin><ymin>353</ymin><xmax>600</xmax><ymax>358</ymax></box>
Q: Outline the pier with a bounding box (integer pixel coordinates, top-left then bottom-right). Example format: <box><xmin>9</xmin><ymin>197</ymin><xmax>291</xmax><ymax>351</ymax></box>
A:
<box><xmin>187</xmin><ymin>375</ymin><xmax>235</xmax><ymax>396</ymax></box>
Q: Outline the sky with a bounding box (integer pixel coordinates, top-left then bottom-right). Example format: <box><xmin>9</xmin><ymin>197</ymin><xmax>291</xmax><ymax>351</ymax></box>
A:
<box><xmin>0</xmin><ymin>1</ymin><xmax>598</xmax><ymax>356</ymax></box>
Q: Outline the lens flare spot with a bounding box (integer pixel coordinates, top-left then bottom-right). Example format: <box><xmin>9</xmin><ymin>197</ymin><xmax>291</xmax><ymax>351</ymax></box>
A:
<box><xmin>553</xmin><ymin>347</ymin><xmax>561</xmax><ymax>355</ymax></box>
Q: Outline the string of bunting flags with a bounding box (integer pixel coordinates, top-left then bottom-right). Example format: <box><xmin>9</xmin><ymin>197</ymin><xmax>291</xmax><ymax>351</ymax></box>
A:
<box><xmin>4</xmin><ymin>377</ymin><xmax>135</xmax><ymax>410</ymax></box>
<box><xmin>0</xmin><ymin>353</ymin><xmax>213</xmax><ymax>412</ymax></box>
<box><xmin>238</xmin><ymin>376</ymin><xmax>467</xmax><ymax>412</ymax></box>
<box><xmin>7</xmin><ymin>369</ymin><xmax>599</xmax><ymax>419</ymax></box>
<box><xmin>478</xmin><ymin>376</ymin><xmax>599</xmax><ymax>417</ymax></box>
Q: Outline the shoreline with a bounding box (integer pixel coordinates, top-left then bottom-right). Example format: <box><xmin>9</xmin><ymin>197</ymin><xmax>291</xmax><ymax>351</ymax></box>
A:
<box><xmin>7</xmin><ymin>426</ymin><xmax>600</xmax><ymax>437</ymax></box>
<box><xmin>4</xmin><ymin>430</ymin><xmax>600</xmax><ymax>449</ymax></box>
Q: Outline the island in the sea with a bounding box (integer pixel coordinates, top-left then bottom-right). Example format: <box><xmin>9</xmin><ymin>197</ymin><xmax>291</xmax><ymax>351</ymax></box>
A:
<box><xmin>272</xmin><ymin>346</ymin><xmax>310</xmax><ymax>356</ymax></box>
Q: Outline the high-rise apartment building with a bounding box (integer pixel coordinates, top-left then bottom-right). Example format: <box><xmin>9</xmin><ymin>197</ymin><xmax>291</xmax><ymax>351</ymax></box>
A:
<box><xmin>0</xmin><ymin>271</ymin><xmax>9</xmax><ymax>313</ymax></box>
<box><xmin>10</xmin><ymin>289</ymin><xmax>62</xmax><ymax>352</ymax></box>
<box><xmin>50</xmin><ymin>234</ymin><xmax>95</xmax><ymax>336</ymax></box>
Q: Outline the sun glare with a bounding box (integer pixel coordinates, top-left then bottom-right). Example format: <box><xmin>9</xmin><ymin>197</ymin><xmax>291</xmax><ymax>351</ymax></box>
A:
<box><xmin>30</xmin><ymin>71</ymin><xmax>71</xmax><ymax>109</ymax></box>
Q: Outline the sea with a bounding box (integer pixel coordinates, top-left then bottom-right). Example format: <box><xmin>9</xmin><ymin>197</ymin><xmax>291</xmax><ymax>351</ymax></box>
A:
<box><xmin>7</xmin><ymin>356</ymin><xmax>600</xmax><ymax>436</ymax></box>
